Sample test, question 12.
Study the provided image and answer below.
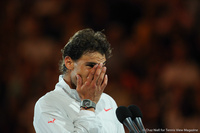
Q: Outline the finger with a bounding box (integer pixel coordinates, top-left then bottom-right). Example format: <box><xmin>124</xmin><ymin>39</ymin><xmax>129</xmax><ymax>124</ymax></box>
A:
<box><xmin>76</xmin><ymin>74</ymin><xmax>82</xmax><ymax>90</ymax></box>
<box><xmin>101</xmin><ymin>74</ymin><xmax>108</xmax><ymax>91</ymax></box>
<box><xmin>96</xmin><ymin>66</ymin><xmax>106</xmax><ymax>86</ymax></box>
<box><xmin>92</xmin><ymin>63</ymin><xmax>103</xmax><ymax>83</ymax></box>
<box><xmin>85</xmin><ymin>64</ymin><xmax>98</xmax><ymax>85</ymax></box>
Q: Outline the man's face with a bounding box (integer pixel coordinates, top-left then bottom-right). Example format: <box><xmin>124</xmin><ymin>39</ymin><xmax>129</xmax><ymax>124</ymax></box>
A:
<box><xmin>70</xmin><ymin>52</ymin><xmax>106</xmax><ymax>88</ymax></box>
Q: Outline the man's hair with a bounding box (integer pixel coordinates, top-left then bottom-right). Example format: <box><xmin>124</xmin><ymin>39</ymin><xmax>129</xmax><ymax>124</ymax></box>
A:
<box><xmin>59</xmin><ymin>28</ymin><xmax>112</xmax><ymax>74</ymax></box>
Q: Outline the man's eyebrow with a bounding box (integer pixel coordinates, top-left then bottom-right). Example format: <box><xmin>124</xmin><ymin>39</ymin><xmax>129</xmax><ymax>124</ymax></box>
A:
<box><xmin>85</xmin><ymin>61</ymin><xmax>106</xmax><ymax>66</ymax></box>
<box><xmin>85</xmin><ymin>62</ymin><xmax>97</xmax><ymax>66</ymax></box>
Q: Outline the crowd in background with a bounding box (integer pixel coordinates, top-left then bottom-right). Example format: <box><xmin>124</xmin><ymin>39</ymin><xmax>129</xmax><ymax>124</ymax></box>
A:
<box><xmin>1</xmin><ymin>0</ymin><xmax>200</xmax><ymax>132</ymax></box>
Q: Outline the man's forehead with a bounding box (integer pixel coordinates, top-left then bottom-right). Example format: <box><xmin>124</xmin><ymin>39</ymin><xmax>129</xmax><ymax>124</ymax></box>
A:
<box><xmin>80</xmin><ymin>52</ymin><xmax>106</xmax><ymax>62</ymax></box>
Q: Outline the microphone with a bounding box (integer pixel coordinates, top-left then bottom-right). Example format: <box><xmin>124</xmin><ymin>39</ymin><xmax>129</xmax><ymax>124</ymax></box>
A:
<box><xmin>116</xmin><ymin>106</ymin><xmax>139</xmax><ymax>133</ymax></box>
<box><xmin>128</xmin><ymin>105</ymin><xmax>146</xmax><ymax>133</ymax></box>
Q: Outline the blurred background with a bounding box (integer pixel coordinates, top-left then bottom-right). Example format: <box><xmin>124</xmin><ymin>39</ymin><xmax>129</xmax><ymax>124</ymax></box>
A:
<box><xmin>1</xmin><ymin>0</ymin><xmax>200</xmax><ymax>132</ymax></box>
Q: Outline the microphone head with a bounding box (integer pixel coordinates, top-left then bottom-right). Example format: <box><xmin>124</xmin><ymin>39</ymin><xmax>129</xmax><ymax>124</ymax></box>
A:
<box><xmin>128</xmin><ymin>105</ymin><xmax>143</xmax><ymax>118</ymax></box>
<box><xmin>116</xmin><ymin>106</ymin><xmax>132</xmax><ymax>123</ymax></box>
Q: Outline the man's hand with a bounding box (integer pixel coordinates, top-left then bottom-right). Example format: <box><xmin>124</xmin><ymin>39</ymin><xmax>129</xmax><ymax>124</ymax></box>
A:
<box><xmin>76</xmin><ymin>63</ymin><xmax>108</xmax><ymax>104</ymax></box>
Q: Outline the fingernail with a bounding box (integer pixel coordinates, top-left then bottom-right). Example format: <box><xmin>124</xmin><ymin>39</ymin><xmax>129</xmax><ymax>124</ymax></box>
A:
<box><xmin>105</xmin><ymin>74</ymin><xmax>108</xmax><ymax>78</ymax></box>
<box><xmin>103</xmin><ymin>67</ymin><xmax>106</xmax><ymax>71</ymax></box>
<box><xmin>94</xmin><ymin>64</ymin><xmax>98</xmax><ymax>68</ymax></box>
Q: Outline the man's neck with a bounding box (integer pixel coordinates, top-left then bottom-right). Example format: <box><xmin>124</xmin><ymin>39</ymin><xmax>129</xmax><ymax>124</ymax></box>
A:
<box><xmin>63</xmin><ymin>74</ymin><xmax>76</xmax><ymax>89</ymax></box>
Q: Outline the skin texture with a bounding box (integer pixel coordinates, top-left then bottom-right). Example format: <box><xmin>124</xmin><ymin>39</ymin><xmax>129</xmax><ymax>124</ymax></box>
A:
<box><xmin>63</xmin><ymin>52</ymin><xmax>108</xmax><ymax>112</ymax></box>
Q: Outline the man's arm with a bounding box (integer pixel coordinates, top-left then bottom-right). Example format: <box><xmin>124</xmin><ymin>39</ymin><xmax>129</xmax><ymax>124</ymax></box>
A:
<box><xmin>33</xmin><ymin>99</ymin><xmax>103</xmax><ymax>133</ymax></box>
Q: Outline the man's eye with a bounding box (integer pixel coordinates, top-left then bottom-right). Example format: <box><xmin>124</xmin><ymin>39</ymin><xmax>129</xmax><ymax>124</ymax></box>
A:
<box><xmin>88</xmin><ymin>65</ymin><xmax>95</xmax><ymax>68</ymax></box>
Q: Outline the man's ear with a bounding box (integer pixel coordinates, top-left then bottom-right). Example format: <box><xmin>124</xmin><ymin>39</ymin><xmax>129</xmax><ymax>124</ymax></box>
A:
<box><xmin>64</xmin><ymin>56</ymin><xmax>74</xmax><ymax>70</ymax></box>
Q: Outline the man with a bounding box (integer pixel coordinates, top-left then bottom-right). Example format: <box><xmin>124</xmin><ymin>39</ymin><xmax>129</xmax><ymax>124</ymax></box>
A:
<box><xmin>33</xmin><ymin>28</ymin><xmax>125</xmax><ymax>133</ymax></box>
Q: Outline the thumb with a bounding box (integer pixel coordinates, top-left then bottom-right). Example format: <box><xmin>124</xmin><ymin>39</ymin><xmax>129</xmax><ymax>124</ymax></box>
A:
<box><xmin>76</xmin><ymin>74</ymin><xmax>82</xmax><ymax>89</ymax></box>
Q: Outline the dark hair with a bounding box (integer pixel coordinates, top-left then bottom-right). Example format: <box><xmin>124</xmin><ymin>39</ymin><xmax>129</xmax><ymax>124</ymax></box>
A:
<box><xmin>59</xmin><ymin>28</ymin><xmax>112</xmax><ymax>74</ymax></box>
